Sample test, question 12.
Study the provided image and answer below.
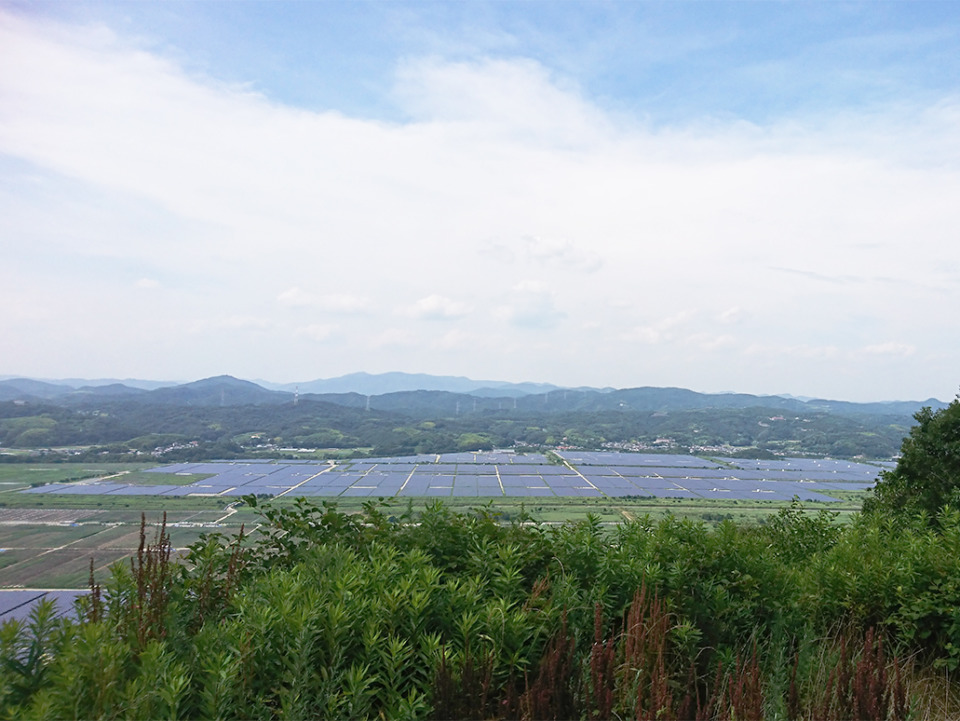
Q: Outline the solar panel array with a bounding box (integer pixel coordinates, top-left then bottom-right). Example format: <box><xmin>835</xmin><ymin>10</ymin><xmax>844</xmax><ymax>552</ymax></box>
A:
<box><xmin>0</xmin><ymin>590</ymin><xmax>86</xmax><ymax>624</ymax></box>
<box><xmin>20</xmin><ymin>452</ymin><xmax>884</xmax><ymax>501</ymax></box>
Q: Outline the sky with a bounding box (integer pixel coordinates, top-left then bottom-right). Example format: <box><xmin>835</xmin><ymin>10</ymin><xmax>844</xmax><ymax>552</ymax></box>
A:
<box><xmin>2</xmin><ymin>1</ymin><xmax>960</xmax><ymax>402</ymax></box>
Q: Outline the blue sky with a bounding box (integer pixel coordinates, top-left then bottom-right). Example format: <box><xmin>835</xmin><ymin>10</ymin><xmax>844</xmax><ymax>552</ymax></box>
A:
<box><xmin>2</xmin><ymin>1</ymin><xmax>960</xmax><ymax>401</ymax></box>
<box><xmin>32</xmin><ymin>1</ymin><xmax>959</xmax><ymax>122</ymax></box>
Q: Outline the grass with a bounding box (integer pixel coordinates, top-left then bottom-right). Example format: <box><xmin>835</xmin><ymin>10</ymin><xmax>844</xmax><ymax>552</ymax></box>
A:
<box><xmin>263</xmin><ymin>493</ymin><xmax>867</xmax><ymax>526</ymax></box>
<box><xmin>0</xmin><ymin>522</ymin><xmax>232</xmax><ymax>588</ymax></box>
<box><xmin>904</xmin><ymin>663</ymin><xmax>960</xmax><ymax>720</ymax></box>
<box><xmin>113</xmin><ymin>471</ymin><xmax>217</xmax><ymax>486</ymax></box>
<box><xmin>0</xmin><ymin>549</ymin><xmax>87</xmax><ymax>586</ymax></box>
<box><xmin>0</xmin><ymin>524</ymin><xmax>104</xmax><ymax>548</ymax></box>
<box><xmin>0</xmin><ymin>493</ymin><xmax>232</xmax><ymax>511</ymax></box>
<box><xmin>245</xmin><ymin>447</ymin><xmax>376</xmax><ymax>460</ymax></box>
<box><xmin>0</xmin><ymin>548</ymin><xmax>130</xmax><ymax>588</ymax></box>
<box><xmin>0</xmin><ymin>463</ymin><xmax>153</xmax><ymax>487</ymax></box>
<box><xmin>57</xmin><ymin>509</ymin><xmax>230</xmax><ymax>524</ymax></box>
<box><xmin>0</xmin><ymin>549</ymin><xmax>32</xmax><ymax>571</ymax></box>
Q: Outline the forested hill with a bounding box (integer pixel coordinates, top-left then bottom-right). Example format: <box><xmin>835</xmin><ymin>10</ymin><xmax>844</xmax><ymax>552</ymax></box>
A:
<box><xmin>312</xmin><ymin>386</ymin><xmax>945</xmax><ymax>418</ymax></box>
<box><xmin>0</xmin><ymin>374</ymin><xmax>946</xmax><ymax>416</ymax></box>
<box><xmin>0</xmin><ymin>374</ymin><xmax>936</xmax><ymax>459</ymax></box>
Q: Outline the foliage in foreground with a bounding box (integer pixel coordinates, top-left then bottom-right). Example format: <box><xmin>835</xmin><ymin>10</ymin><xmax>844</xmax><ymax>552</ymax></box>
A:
<box><xmin>863</xmin><ymin>396</ymin><xmax>960</xmax><ymax>521</ymax></box>
<box><xmin>2</xmin><ymin>495</ymin><xmax>960</xmax><ymax>719</ymax></box>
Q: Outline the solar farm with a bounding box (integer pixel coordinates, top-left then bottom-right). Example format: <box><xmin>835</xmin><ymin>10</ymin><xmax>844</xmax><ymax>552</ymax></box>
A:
<box><xmin>0</xmin><ymin>451</ymin><xmax>886</xmax><ymax>604</ymax></box>
<box><xmin>20</xmin><ymin>451</ymin><xmax>882</xmax><ymax>502</ymax></box>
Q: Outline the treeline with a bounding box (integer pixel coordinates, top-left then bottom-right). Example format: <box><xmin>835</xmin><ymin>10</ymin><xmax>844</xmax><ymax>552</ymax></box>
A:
<box><xmin>0</xmin><ymin>399</ymin><xmax>910</xmax><ymax>460</ymax></box>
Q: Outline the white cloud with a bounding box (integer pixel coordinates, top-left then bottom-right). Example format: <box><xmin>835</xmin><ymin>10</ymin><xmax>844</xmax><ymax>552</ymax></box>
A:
<box><xmin>497</xmin><ymin>280</ymin><xmax>565</xmax><ymax>329</ymax></box>
<box><xmin>403</xmin><ymin>294</ymin><xmax>473</xmax><ymax>320</ymax></box>
<box><xmin>1</xmin><ymin>8</ymin><xmax>960</xmax><ymax>400</ymax></box>
<box><xmin>621</xmin><ymin>311</ymin><xmax>696</xmax><ymax>345</ymax></box>
<box><xmin>368</xmin><ymin>328</ymin><xmax>415</xmax><ymax>348</ymax></box>
<box><xmin>317</xmin><ymin>294</ymin><xmax>374</xmax><ymax>313</ymax></box>
<box><xmin>480</xmin><ymin>235</ymin><xmax>604</xmax><ymax>272</ymax></box>
<box><xmin>862</xmin><ymin>342</ymin><xmax>916</xmax><ymax>357</ymax></box>
<box><xmin>135</xmin><ymin>278</ymin><xmax>161</xmax><ymax>289</ymax></box>
<box><xmin>718</xmin><ymin>307</ymin><xmax>744</xmax><ymax>324</ymax></box>
<box><xmin>277</xmin><ymin>287</ymin><xmax>316</xmax><ymax>307</ymax></box>
<box><xmin>222</xmin><ymin>315</ymin><xmax>272</xmax><ymax>330</ymax></box>
<box><xmin>621</xmin><ymin>326</ymin><xmax>662</xmax><ymax>345</ymax></box>
<box><xmin>295</xmin><ymin>323</ymin><xmax>338</xmax><ymax>342</ymax></box>
<box><xmin>513</xmin><ymin>279</ymin><xmax>548</xmax><ymax>294</ymax></box>
<box><xmin>743</xmin><ymin>343</ymin><xmax>842</xmax><ymax>360</ymax></box>
<box><xmin>685</xmin><ymin>333</ymin><xmax>736</xmax><ymax>351</ymax></box>
<box><xmin>278</xmin><ymin>288</ymin><xmax>373</xmax><ymax>313</ymax></box>
<box><xmin>431</xmin><ymin>329</ymin><xmax>476</xmax><ymax>350</ymax></box>
<box><xmin>392</xmin><ymin>56</ymin><xmax>613</xmax><ymax>146</ymax></box>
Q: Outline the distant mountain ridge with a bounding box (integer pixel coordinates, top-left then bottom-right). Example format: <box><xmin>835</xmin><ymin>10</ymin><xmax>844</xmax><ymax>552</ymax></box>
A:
<box><xmin>254</xmin><ymin>371</ymin><xmax>580</xmax><ymax>397</ymax></box>
<box><xmin>0</xmin><ymin>373</ymin><xmax>948</xmax><ymax>416</ymax></box>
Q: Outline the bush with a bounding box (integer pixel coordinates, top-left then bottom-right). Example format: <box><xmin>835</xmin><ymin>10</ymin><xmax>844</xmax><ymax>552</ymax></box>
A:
<box><xmin>864</xmin><ymin>396</ymin><xmax>960</xmax><ymax>522</ymax></box>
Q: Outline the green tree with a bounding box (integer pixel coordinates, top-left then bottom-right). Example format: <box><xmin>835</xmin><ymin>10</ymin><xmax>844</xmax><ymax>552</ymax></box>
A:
<box><xmin>863</xmin><ymin>396</ymin><xmax>960</xmax><ymax>521</ymax></box>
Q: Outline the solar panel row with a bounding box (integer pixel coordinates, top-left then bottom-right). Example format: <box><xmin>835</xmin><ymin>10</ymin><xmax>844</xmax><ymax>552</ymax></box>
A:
<box><xmin>21</xmin><ymin>452</ymin><xmax>885</xmax><ymax>501</ymax></box>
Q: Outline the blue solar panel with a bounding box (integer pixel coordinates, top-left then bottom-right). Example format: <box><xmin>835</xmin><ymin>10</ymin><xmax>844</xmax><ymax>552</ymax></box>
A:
<box><xmin>497</xmin><ymin>466</ymin><xmax>535</xmax><ymax>475</ymax></box>
<box><xmin>418</xmin><ymin>473</ymin><xmax>455</xmax><ymax>482</ymax></box>
<box><xmin>0</xmin><ymin>591</ymin><xmax>45</xmax><ymax>617</ymax></box>
<box><xmin>423</xmin><ymin>488</ymin><xmax>452</xmax><ymax>496</ymax></box>
<box><xmin>18</xmin><ymin>456</ymin><xmax>873</xmax><ymax>502</ymax></box>
<box><xmin>512</xmin><ymin>454</ymin><xmax>549</xmax><ymax>464</ymax></box>
<box><xmin>436</xmin><ymin>453</ymin><xmax>467</xmax><ymax>463</ymax></box>
<box><xmin>54</xmin><ymin>484</ymin><xmax>123</xmax><ymax>495</ymax></box>
<box><xmin>558</xmin><ymin>451</ymin><xmax>722</xmax><ymax>468</ymax></box>
<box><xmin>107</xmin><ymin>485</ymin><xmax>182</xmax><ymax>496</ymax></box>
<box><xmin>363</xmin><ymin>473</ymin><xmax>411</xmax><ymax>484</ymax></box>
<box><xmin>642</xmin><ymin>488</ymin><xmax>700</xmax><ymax>498</ymax></box>
<box><xmin>643</xmin><ymin>468</ymin><xmax>712</xmax><ymax>478</ymax></box>
<box><xmin>814</xmin><ymin>481</ymin><xmax>875</xmax><ymax>490</ymax></box>
<box><xmin>295</xmin><ymin>487</ymin><xmax>342</xmax><ymax>497</ymax></box>
<box><xmin>456</xmin><ymin>467</ymin><xmax>495</xmax><ymax>476</ymax></box>
<box><xmin>401</xmin><ymin>481</ymin><xmax>431</xmax><ymax>491</ymax></box>
<box><xmin>43</xmin><ymin>591</ymin><xmax>87</xmax><ymax>618</ymax></box>
<box><xmin>340</xmin><ymin>487</ymin><xmax>377</xmax><ymax>497</ymax></box>
<box><xmin>597</xmin><ymin>488</ymin><xmax>640</xmax><ymax>497</ymax></box>
<box><xmin>0</xmin><ymin>590</ymin><xmax>86</xmax><ymax>624</ymax></box>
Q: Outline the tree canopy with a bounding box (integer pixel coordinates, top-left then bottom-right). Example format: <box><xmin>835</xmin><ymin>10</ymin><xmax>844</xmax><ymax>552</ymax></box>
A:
<box><xmin>863</xmin><ymin>395</ymin><xmax>960</xmax><ymax>521</ymax></box>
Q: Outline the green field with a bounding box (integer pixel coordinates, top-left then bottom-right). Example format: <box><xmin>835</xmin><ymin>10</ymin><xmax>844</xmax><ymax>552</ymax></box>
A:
<box><xmin>117</xmin><ymin>470</ymin><xmax>216</xmax><ymax>485</ymax></box>
<box><xmin>0</xmin><ymin>463</ymin><xmax>153</xmax><ymax>487</ymax></box>
<box><xmin>281</xmin><ymin>493</ymin><xmax>866</xmax><ymax>525</ymax></box>
<box><xmin>0</xmin><ymin>517</ymin><xmax>247</xmax><ymax>588</ymax></box>
<box><xmin>0</xmin><ymin>467</ymin><xmax>250</xmax><ymax>586</ymax></box>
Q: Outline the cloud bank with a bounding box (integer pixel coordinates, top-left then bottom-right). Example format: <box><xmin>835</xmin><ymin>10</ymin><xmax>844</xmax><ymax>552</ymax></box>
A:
<box><xmin>1</xmin><ymin>8</ymin><xmax>959</xmax><ymax>401</ymax></box>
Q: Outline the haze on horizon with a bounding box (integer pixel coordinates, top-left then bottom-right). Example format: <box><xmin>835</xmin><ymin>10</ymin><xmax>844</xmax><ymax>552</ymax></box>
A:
<box><xmin>2</xmin><ymin>1</ymin><xmax>960</xmax><ymax>404</ymax></box>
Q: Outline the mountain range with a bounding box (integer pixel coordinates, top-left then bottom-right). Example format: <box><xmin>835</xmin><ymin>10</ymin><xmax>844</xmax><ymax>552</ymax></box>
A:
<box><xmin>0</xmin><ymin>373</ymin><xmax>947</xmax><ymax>417</ymax></box>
